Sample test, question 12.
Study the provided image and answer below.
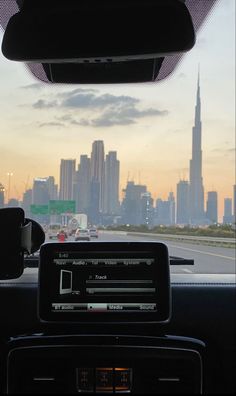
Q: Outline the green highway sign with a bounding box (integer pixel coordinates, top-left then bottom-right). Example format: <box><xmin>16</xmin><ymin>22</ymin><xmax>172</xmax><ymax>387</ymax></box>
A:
<box><xmin>49</xmin><ymin>200</ymin><xmax>76</xmax><ymax>215</ymax></box>
<box><xmin>30</xmin><ymin>204</ymin><xmax>49</xmax><ymax>215</ymax></box>
<box><xmin>30</xmin><ymin>201</ymin><xmax>76</xmax><ymax>215</ymax></box>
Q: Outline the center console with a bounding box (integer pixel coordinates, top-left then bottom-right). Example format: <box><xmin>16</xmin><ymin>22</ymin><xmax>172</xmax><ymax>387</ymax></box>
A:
<box><xmin>7</xmin><ymin>335</ymin><xmax>203</xmax><ymax>394</ymax></box>
<box><xmin>5</xmin><ymin>242</ymin><xmax>204</xmax><ymax>394</ymax></box>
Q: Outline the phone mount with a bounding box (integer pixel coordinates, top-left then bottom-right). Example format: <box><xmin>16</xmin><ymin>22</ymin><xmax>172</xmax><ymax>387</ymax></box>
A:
<box><xmin>0</xmin><ymin>207</ymin><xmax>45</xmax><ymax>279</ymax></box>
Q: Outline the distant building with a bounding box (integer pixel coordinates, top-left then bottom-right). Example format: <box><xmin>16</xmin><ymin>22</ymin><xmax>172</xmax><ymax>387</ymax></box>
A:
<box><xmin>46</xmin><ymin>176</ymin><xmax>58</xmax><ymax>200</ymax></box>
<box><xmin>75</xmin><ymin>155</ymin><xmax>91</xmax><ymax>214</ymax></box>
<box><xmin>22</xmin><ymin>189</ymin><xmax>32</xmax><ymax>218</ymax></box>
<box><xmin>168</xmin><ymin>191</ymin><xmax>176</xmax><ymax>225</ymax></box>
<box><xmin>59</xmin><ymin>159</ymin><xmax>76</xmax><ymax>200</ymax></box>
<box><xmin>0</xmin><ymin>183</ymin><xmax>4</xmax><ymax>207</ymax></box>
<box><xmin>122</xmin><ymin>181</ymin><xmax>147</xmax><ymax>225</ymax></box>
<box><xmin>206</xmin><ymin>191</ymin><xmax>218</xmax><ymax>224</ymax></box>
<box><xmin>155</xmin><ymin>199</ymin><xmax>172</xmax><ymax>226</ymax></box>
<box><xmin>32</xmin><ymin>178</ymin><xmax>50</xmax><ymax>223</ymax></box>
<box><xmin>154</xmin><ymin>192</ymin><xmax>175</xmax><ymax>226</ymax></box>
<box><xmin>32</xmin><ymin>178</ymin><xmax>50</xmax><ymax>205</ymax></box>
<box><xmin>233</xmin><ymin>185</ymin><xmax>236</xmax><ymax>223</ymax></box>
<box><xmin>176</xmin><ymin>180</ymin><xmax>190</xmax><ymax>225</ymax></box>
<box><xmin>104</xmin><ymin>151</ymin><xmax>120</xmax><ymax>215</ymax></box>
<box><xmin>223</xmin><ymin>198</ymin><xmax>233</xmax><ymax>224</ymax></box>
<box><xmin>90</xmin><ymin>141</ymin><xmax>105</xmax><ymax>212</ymax></box>
<box><xmin>89</xmin><ymin>179</ymin><xmax>100</xmax><ymax>225</ymax></box>
<box><xmin>7</xmin><ymin>198</ymin><xmax>19</xmax><ymax>207</ymax></box>
<box><xmin>140</xmin><ymin>192</ymin><xmax>154</xmax><ymax>227</ymax></box>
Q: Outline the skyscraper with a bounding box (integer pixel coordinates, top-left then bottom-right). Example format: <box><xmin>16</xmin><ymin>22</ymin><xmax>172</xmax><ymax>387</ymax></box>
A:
<box><xmin>176</xmin><ymin>180</ymin><xmax>190</xmax><ymax>225</ymax></box>
<box><xmin>233</xmin><ymin>185</ymin><xmax>236</xmax><ymax>224</ymax></box>
<box><xmin>140</xmin><ymin>192</ymin><xmax>154</xmax><ymax>227</ymax></box>
<box><xmin>122</xmin><ymin>181</ymin><xmax>147</xmax><ymax>225</ymax></box>
<box><xmin>189</xmin><ymin>70</ymin><xmax>205</xmax><ymax>224</ymax></box>
<box><xmin>32</xmin><ymin>178</ymin><xmax>50</xmax><ymax>205</ymax></box>
<box><xmin>223</xmin><ymin>198</ymin><xmax>233</xmax><ymax>224</ymax></box>
<box><xmin>168</xmin><ymin>191</ymin><xmax>176</xmax><ymax>225</ymax></box>
<box><xmin>155</xmin><ymin>198</ymin><xmax>172</xmax><ymax>226</ymax></box>
<box><xmin>104</xmin><ymin>151</ymin><xmax>120</xmax><ymax>215</ymax></box>
<box><xmin>22</xmin><ymin>189</ymin><xmax>32</xmax><ymax>218</ymax></box>
<box><xmin>206</xmin><ymin>191</ymin><xmax>218</xmax><ymax>224</ymax></box>
<box><xmin>59</xmin><ymin>159</ymin><xmax>76</xmax><ymax>200</ymax></box>
<box><xmin>90</xmin><ymin>141</ymin><xmax>105</xmax><ymax>212</ymax></box>
<box><xmin>46</xmin><ymin>176</ymin><xmax>58</xmax><ymax>200</ymax></box>
<box><xmin>32</xmin><ymin>178</ymin><xmax>50</xmax><ymax>222</ymax></box>
<box><xmin>89</xmin><ymin>179</ymin><xmax>100</xmax><ymax>225</ymax></box>
<box><xmin>0</xmin><ymin>183</ymin><xmax>4</xmax><ymax>208</ymax></box>
<box><xmin>76</xmin><ymin>155</ymin><xmax>91</xmax><ymax>214</ymax></box>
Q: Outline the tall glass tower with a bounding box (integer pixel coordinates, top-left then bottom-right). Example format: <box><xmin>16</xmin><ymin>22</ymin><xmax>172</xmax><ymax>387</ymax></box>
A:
<box><xmin>59</xmin><ymin>159</ymin><xmax>76</xmax><ymax>201</ymax></box>
<box><xmin>90</xmin><ymin>140</ymin><xmax>105</xmax><ymax>212</ymax></box>
<box><xmin>104</xmin><ymin>151</ymin><xmax>120</xmax><ymax>215</ymax></box>
<box><xmin>189</xmin><ymin>70</ymin><xmax>205</xmax><ymax>224</ymax></box>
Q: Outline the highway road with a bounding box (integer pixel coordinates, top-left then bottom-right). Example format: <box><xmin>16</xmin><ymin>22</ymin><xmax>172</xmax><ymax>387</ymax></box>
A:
<box><xmin>46</xmin><ymin>231</ymin><xmax>236</xmax><ymax>275</ymax></box>
<box><xmin>98</xmin><ymin>232</ymin><xmax>235</xmax><ymax>274</ymax></box>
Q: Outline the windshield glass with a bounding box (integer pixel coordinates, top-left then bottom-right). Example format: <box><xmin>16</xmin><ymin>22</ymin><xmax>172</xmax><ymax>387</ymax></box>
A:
<box><xmin>0</xmin><ymin>1</ymin><xmax>235</xmax><ymax>274</ymax></box>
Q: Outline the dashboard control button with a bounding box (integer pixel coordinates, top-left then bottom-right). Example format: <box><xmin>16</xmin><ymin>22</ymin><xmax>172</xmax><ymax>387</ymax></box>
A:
<box><xmin>114</xmin><ymin>368</ymin><xmax>132</xmax><ymax>393</ymax></box>
<box><xmin>77</xmin><ymin>368</ymin><xmax>94</xmax><ymax>393</ymax></box>
<box><xmin>96</xmin><ymin>368</ymin><xmax>113</xmax><ymax>393</ymax></box>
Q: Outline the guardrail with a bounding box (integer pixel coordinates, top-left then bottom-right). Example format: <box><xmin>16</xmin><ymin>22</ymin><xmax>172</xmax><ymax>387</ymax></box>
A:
<box><xmin>101</xmin><ymin>230</ymin><xmax>235</xmax><ymax>247</ymax></box>
<box><xmin>128</xmin><ymin>232</ymin><xmax>235</xmax><ymax>247</ymax></box>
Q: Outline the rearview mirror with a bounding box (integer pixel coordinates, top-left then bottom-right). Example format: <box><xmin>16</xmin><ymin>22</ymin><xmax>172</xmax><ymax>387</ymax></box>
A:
<box><xmin>1</xmin><ymin>0</ymin><xmax>195</xmax><ymax>83</ymax></box>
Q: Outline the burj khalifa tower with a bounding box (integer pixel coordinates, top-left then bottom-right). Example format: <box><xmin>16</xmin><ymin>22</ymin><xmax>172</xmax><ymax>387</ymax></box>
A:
<box><xmin>189</xmin><ymin>70</ymin><xmax>205</xmax><ymax>224</ymax></box>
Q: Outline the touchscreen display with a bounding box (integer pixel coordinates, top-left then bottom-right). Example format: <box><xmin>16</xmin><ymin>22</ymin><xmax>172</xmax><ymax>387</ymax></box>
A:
<box><xmin>53</xmin><ymin>253</ymin><xmax>157</xmax><ymax>313</ymax></box>
<box><xmin>39</xmin><ymin>242</ymin><xmax>170</xmax><ymax>323</ymax></box>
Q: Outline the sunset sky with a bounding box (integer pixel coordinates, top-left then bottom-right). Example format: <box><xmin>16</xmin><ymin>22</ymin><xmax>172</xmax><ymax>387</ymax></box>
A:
<box><xmin>0</xmin><ymin>0</ymin><xmax>235</xmax><ymax>221</ymax></box>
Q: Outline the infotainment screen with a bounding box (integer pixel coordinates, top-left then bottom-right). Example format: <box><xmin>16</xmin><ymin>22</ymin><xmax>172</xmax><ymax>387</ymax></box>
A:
<box><xmin>39</xmin><ymin>242</ymin><xmax>170</xmax><ymax>323</ymax></box>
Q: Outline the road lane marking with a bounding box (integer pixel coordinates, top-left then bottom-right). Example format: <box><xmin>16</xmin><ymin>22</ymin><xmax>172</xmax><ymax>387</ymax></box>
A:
<box><xmin>168</xmin><ymin>244</ymin><xmax>235</xmax><ymax>260</ymax></box>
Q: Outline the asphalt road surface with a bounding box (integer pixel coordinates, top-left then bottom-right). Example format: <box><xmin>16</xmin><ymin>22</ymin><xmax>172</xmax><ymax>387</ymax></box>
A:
<box><xmin>46</xmin><ymin>231</ymin><xmax>235</xmax><ymax>275</ymax></box>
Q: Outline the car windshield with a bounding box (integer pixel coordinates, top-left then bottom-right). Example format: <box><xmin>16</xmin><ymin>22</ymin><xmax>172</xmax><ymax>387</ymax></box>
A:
<box><xmin>0</xmin><ymin>1</ymin><xmax>235</xmax><ymax>274</ymax></box>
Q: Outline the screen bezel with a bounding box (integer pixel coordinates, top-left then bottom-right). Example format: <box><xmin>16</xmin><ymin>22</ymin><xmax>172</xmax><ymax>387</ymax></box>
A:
<box><xmin>38</xmin><ymin>242</ymin><xmax>171</xmax><ymax>323</ymax></box>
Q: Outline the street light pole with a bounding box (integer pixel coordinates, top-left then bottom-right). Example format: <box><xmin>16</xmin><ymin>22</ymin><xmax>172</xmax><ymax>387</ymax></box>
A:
<box><xmin>7</xmin><ymin>172</ymin><xmax>13</xmax><ymax>204</ymax></box>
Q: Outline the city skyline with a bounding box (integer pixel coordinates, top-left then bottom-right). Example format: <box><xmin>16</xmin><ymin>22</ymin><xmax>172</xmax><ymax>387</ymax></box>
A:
<box><xmin>0</xmin><ymin>72</ymin><xmax>234</xmax><ymax>224</ymax></box>
<box><xmin>0</xmin><ymin>1</ymin><xmax>234</xmax><ymax>221</ymax></box>
<box><xmin>0</xmin><ymin>136</ymin><xmax>235</xmax><ymax>225</ymax></box>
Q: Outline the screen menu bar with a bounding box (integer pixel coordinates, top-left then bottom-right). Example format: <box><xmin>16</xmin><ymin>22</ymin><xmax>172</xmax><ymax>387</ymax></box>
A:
<box><xmin>54</xmin><ymin>257</ymin><xmax>154</xmax><ymax>267</ymax></box>
<box><xmin>52</xmin><ymin>303</ymin><xmax>157</xmax><ymax>312</ymax></box>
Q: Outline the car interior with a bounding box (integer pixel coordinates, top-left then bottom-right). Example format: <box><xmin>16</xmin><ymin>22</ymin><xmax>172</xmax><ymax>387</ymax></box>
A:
<box><xmin>0</xmin><ymin>0</ymin><xmax>235</xmax><ymax>394</ymax></box>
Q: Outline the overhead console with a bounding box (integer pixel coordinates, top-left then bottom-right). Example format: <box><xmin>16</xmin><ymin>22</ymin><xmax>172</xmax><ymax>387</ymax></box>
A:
<box><xmin>39</xmin><ymin>242</ymin><xmax>171</xmax><ymax>323</ymax></box>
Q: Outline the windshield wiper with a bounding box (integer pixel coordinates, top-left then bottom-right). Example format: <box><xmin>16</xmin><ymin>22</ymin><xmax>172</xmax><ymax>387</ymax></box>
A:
<box><xmin>170</xmin><ymin>256</ymin><xmax>194</xmax><ymax>265</ymax></box>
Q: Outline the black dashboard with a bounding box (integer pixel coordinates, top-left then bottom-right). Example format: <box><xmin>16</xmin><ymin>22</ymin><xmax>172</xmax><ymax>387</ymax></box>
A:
<box><xmin>0</xmin><ymin>242</ymin><xmax>235</xmax><ymax>394</ymax></box>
